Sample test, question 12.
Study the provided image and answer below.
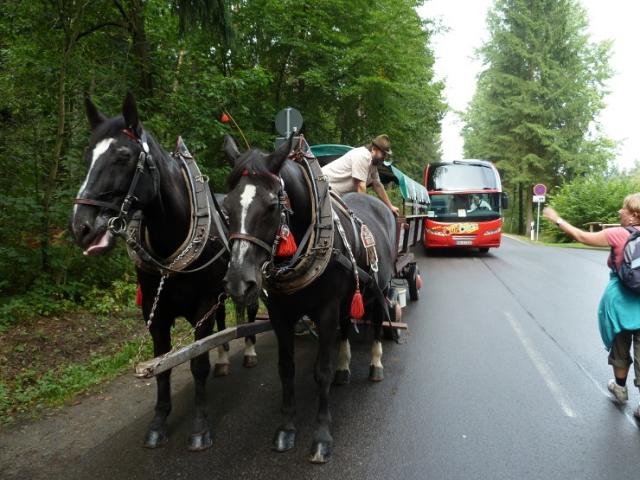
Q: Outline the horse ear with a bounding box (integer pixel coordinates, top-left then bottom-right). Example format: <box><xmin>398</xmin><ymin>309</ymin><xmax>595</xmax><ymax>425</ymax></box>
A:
<box><xmin>122</xmin><ymin>91</ymin><xmax>142</xmax><ymax>136</ymax></box>
<box><xmin>223</xmin><ymin>135</ymin><xmax>241</xmax><ymax>166</ymax></box>
<box><xmin>85</xmin><ymin>97</ymin><xmax>106</xmax><ymax>131</ymax></box>
<box><xmin>266</xmin><ymin>134</ymin><xmax>294</xmax><ymax>174</ymax></box>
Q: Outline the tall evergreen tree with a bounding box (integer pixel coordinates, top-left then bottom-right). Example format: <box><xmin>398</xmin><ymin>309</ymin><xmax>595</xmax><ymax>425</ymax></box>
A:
<box><xmin>462</xmin><ymin>0</ymin><xmax>614</xmax><ymax>233</ymax></box>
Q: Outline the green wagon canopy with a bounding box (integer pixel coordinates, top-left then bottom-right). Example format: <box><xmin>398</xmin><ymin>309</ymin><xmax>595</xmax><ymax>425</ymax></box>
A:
<box><xmin>310</xmin><ymin>144</ymin><xmax>429</xmax><ymax>205</ymax></box>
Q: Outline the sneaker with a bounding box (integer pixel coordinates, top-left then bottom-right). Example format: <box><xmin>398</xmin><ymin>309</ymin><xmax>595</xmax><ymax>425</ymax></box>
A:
<box><xmin>607</xmin><ymin>379</ymin><xmax>628</xmax><ymax>403</ymax></box>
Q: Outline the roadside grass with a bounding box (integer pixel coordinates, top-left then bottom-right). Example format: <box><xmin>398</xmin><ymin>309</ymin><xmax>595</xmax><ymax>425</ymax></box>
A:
<box><xmin>0</xmin><ymin>299</ymin><xmax>252</xmax><ymax>426</ymax></box>
<box><xmin>504</xmin><ymin>233</ymin><xmax>608</xmax><ymax>251</ymax></box>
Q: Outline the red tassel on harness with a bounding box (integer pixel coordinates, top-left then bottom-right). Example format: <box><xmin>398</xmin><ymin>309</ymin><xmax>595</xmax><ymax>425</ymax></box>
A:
<box><xmin>275</xmin><ymin>226</ymin><xmax>297</xmax><ymax>257</ymax></box>
<box><xmin>350</xmin><ymin>289</ymin><xmax>365</xmax><ymax>319</ymax></box>
<box><xmin>136</xmin><ymin>284</ymin><xmax>143</xmax><ymax>307</ymax></box>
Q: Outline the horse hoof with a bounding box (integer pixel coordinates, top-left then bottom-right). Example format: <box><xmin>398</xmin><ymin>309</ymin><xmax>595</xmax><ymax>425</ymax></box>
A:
<box><xmin>333</xmin><ymin>369</ymin><xmax>351</xmax><ymax>385</ymax></box>
<box><xmin>369</xmin><ymin>365</ymin><xmax>384</xmax><ymax>382</ymax></box>
<box><xmin>272</xmin><ymin>428</ymin><xmax>296</xmax><ymax>452</ymax></box>
<box><xmin>213</xmin><ymin>363</ymin><xmax>230</xmax><ymax>377</ymax></box>
<box><xmin>188</xmin><ymin>430</ymin><xmax>213</xmax><ymax>451</ymax></box>
<box><xmin>144</xmin><ymin>429</ymin><xmax>168</xmax><ymax>448</ymax></box>
<box><xmin>243</xmin><ymin>355</ymin><xmax>258</xmax><ymax>368</ymax></box>
<box><xmin>308</xmin><ymin>440</ymin><xmax>332</xmax><ymax>464</ymax></box>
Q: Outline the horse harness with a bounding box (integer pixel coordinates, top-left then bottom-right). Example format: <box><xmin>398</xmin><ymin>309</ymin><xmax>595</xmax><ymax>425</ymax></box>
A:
<box><xmin>124</xmin><ymin>136</ymin><xmax>229</xmax><ymax>276</ymax></box>
<box><xmin>232</xmin><ymin>137</ymin><xmax>386</xmax><ymax>312</ymax></box>
<box><xmin>230</xmin><ymin>137</ymin><xmax>336</xmax><ymax>294</ymax></box>
<box><xmin>75</xmin><ymin>129</ymin><xmax>229</xmax><ymax>277</ymax></box>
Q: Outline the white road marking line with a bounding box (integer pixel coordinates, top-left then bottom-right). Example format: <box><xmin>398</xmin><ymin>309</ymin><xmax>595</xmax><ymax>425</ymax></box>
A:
<box><xmin>505</xmin><ymin>311</ymin><xmax>577</xmax><ymax>418</ymax></box>
<box><xmin>502</xmin><ymin>234</ymin><xmax>531</xmax><ymax>246</ymax></box>
<box><xmin>572</xmin><ymin>354</ymin><xmax>639</xmax><ymax>428</ymax></box>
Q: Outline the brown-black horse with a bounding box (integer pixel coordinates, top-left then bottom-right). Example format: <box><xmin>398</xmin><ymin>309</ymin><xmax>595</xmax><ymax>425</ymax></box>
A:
<box><xmin>222</xmin><ymin>135</ymin><xmax>397</xmax><ymax>463</ymax></box>
<box><xmin>69</xmin><ymin>93</ymin><xmax>258</xmax><ymax>451</ymax></box>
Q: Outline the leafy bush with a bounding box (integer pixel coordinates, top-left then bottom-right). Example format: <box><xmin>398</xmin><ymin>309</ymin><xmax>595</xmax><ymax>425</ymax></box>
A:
<box><xmin>0</xmin><ymin>275</ymin><xmax>137</xmax><ymax>331</ymax></box>
<box><xmin>543</xmin><ymin>173</ymin><xmax>640</xmax><ymax>241</ymax></box>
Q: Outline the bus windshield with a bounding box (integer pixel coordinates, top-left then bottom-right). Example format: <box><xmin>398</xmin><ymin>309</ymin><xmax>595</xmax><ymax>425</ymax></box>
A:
<box><xmin>427</xmin><ymin>193</ymin><xmax>502</xmax><ymax>221</ymax></box>
<box><xmin>427</xmin><ymin>163</ymin><xmax>499</xmax><ymax>191</ymax></box>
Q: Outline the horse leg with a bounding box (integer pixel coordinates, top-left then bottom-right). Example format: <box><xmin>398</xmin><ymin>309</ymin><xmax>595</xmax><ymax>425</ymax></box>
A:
<box><xmin>309</xmin><ymin>306</ymin><xmax>338</xmax><ymax>463</ymax></box>
<box><xmin>334</xmin><ymin>318</ymin><xmax>351</xmax><ymax>385</ymax></box>
<box><xmin>271</xmin><ymin>310</ymin><xmax>297</xmax><ymax>452</ymax></box>
<box><xmin>369</xmin><ymin>299</ymin><xmax>385</xmax><ymax>382</ymax></box>
<box><xmin>213</xmin><ymin>303</ymin><xmax>230</xmax><ymax>377</ymax></box>
<box><xmin>187</xmin><ymin>309</ymin><xmax>215</xmax><ymax>451</ymax></box>
<box><xmin>144</xmin><ymin>323</ymin><xmax>172</xmax><ymax>448</ymax></box>
<box><xmin>243</xmin><ymin>300</ymin><xmax>259</xmax><ymax>368</ymax></box>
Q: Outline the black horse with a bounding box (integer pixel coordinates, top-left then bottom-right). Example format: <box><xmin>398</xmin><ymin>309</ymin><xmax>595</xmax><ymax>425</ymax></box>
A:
<box><xmin>222</xmin><ymin>135</ymin><xmax>397</xmax><ymax>463</ymax></box>
<box><xmin>69</xmin><ymin>93</ymin><xmax>258</xmax><ymax>451</ymax></box>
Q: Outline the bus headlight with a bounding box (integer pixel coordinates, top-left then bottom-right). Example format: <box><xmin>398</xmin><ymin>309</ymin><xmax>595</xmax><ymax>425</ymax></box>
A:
<box><xmin>426</xmin><ymin>228</ymin><xmax>449</xmax><ymax>236</ymax></box>
<box><xmin>483</xmin><ymin>227</ymin><xmax>502</xmax><ymax>236</ymax></box>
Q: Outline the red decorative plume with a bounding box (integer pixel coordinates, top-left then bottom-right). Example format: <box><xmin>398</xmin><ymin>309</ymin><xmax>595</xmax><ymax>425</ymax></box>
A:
<box><xmin>350</xmin><ymin>288</ymin><xmax>364</xmax><ymax>319</ymax></box>
<box><xmin>275</xmin><ymin>225</ymin><xmax>297</xmax><ymax>257</ymax></box>
<box><xmin>136</xmin><ymin>284</ymin><xmax>143</xmax><ymax>307</ymax></box>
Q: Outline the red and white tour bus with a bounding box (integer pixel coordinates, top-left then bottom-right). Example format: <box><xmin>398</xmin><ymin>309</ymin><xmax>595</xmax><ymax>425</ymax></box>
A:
<box><xmin>422</xmin><ymin>159</ymin><xmax>508</xmax><ymax>252</ymax></box>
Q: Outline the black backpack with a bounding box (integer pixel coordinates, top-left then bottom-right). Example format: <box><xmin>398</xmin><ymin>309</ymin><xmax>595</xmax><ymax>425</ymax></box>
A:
<box><xmin>615</xmin><ymin>226</ymin><xmax>640</xmax><ymax>293</ymax></box>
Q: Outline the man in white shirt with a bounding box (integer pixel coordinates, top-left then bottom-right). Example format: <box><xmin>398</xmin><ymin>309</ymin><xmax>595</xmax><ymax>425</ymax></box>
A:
<box><xmin>321</xmin><ymin>134</ymin><xmax>399</xmax><ymax>216</ymax></box>
<box><xmin>468</xmin><ymin>194</ymin><xmax>492</xmax><ymax>212</ymax></box>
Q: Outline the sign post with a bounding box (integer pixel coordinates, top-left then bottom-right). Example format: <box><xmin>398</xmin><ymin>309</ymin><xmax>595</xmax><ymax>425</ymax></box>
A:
<box><xmin>274</xmin><ymin>107</ymin><xmax>303</xmax><ymax>149</ymax></box>
<box><xmin>532</xmin><ymin>184</ymin><xmax>547</xmax><ymax>241</ymax></box>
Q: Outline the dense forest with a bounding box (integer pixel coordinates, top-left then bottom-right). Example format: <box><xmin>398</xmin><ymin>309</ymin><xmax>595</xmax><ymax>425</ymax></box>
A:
<box><xmin>0</xmin><ymin>0</ymin><xmax>445</xmax><ymax>318</ymax></box>
<box><xmin>462</xmin><ymin>0</ymin><xmax>615</xmax><ymax>233</ymax></box>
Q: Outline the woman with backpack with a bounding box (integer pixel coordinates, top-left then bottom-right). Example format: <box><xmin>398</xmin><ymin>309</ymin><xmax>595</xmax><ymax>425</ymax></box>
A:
<box><xmin>544</xmin><ymin>194</ymin><xmax>640</xmax><ymax>417</ymax></box>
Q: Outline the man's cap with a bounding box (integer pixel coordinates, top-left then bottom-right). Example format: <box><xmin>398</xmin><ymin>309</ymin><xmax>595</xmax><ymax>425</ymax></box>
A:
<box><xmin>372</xmin><ymin>134</ymin><xmax>392</xmax><ymax>156</ymax></box>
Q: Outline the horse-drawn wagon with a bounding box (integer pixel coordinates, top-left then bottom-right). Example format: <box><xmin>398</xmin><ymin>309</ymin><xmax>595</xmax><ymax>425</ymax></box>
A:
<box><xmin>71</xmin><ymin>94</ymin><xmax>428</xmax><ymax>460</ymax></box>
<box><xmin>310</xmin><ymin>144</ymin><xmax>428</xmax><ymax>329</ymax></box>
<box><xmin>133</xmin><ymin>140</ymin><xmax>429</xmax><ymax>377</ymax></box>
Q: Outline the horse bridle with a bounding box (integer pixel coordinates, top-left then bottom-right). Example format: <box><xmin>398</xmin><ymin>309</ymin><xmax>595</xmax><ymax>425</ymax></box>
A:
<box><xmin>73</xmin><ymin>128</ymin><xmax>159</xmax><ymax>235</ymax></box>
<box><xmin>228</xmin><ymin>171</ymin><xmax>292</xmax><ymax>264</ymax></box>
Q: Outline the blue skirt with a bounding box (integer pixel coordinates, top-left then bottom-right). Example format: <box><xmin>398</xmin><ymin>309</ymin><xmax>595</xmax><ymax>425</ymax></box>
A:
<box><xmin>598</xmin><ymin>273</ymin><xmax>640</xmax><ymax>350</ymax></box>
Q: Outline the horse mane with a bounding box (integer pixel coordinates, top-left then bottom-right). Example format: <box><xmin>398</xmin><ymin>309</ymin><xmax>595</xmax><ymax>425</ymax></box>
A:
<box><xmin>227</xmin><ymin>149</ymin><xmax>275</xmax><ymax>188</ymax></box>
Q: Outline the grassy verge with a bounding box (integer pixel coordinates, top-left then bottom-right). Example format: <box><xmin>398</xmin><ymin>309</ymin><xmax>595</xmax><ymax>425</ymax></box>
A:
<box><xmin>0</xmin><ymin>299</ymin><xmax>252</xmax><ymax>426</ymax></box>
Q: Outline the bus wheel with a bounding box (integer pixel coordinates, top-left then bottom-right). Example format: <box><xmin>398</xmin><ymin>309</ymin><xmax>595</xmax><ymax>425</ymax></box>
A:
<box><xmin>479</xmin><ymin>247</ymin><xmax>489</xmax><ymax>253</ymax></box>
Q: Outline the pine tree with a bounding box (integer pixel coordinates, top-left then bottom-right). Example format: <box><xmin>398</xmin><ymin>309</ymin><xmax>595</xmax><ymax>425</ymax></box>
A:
<box><xmin>462</xmin><ymin>0</ymin><xmax>614</xmax><ymax>234</ymax></box>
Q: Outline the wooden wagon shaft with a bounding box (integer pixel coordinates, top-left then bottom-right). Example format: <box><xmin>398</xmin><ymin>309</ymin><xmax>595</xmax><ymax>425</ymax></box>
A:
<box><xmin>134</xmin><ymin>318</ymin><xmax>272</xmax><ymax>379</ymax></box>
<box><xmin>353</xmin><ymin>318</ymin><xmax>409</xmax><ymax>330</ymax></box>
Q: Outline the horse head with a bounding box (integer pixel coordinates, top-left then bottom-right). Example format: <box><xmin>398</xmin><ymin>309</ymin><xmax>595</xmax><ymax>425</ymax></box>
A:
<box><xmin>222</xmin><ymin>135</ymin><xmax>296</xmax><ymax>306</ymax></box>
<box><xmin>70</xmin><ymin>93</ymin><xmax>160</xmax><ymax>256</ymax></box>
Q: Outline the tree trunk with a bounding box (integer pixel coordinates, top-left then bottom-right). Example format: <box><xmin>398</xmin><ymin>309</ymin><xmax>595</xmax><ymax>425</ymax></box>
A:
<box><xmin>128</xmin><ymin>0</ymin><xmax>153</xmax><ymax>96</ymax></box>
<box><xmin>172</xmin><ymin>49</ymin><xmax>186</xmax><ymax>92</ymax></box>
<box><xmin>518</xmin><ymin>182</ymin><xmax>524</xmax><ymax>234</ymax></box>
<box><xmin>41</xmin><ymin>38</ymin><xmax>73</xmax><ymax>272</ymax></box>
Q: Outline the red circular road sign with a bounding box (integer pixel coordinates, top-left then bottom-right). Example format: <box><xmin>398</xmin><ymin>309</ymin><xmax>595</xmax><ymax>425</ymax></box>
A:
<box><xmin>533</xmin><ymin>184</ymin><xmax>547</xmax><ymax>196</ymax></box>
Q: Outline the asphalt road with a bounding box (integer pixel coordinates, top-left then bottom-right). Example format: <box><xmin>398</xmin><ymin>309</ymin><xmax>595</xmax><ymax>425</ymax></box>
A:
<box><xmin>3</xmin><ymin>236</ymin><xmax>640</xmax><ymax>479</ymax></box>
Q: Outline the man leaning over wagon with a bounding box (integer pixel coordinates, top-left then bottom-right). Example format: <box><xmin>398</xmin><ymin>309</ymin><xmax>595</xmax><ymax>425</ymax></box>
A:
<box><xmin>321</xmin><ymin>134</ymin><xmax>399</xmax><ymax>216</ymax></box>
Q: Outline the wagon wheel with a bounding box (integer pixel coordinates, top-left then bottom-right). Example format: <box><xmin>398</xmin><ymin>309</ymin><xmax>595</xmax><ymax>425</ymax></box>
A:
<box><xmin>383</xmin><ymin>288</ymin><xmax>402</xmax><ymax>341</ymax></box>
<box><xmin>407</xmin><ymin>263</ymin><xmax>420</xmax><ymax>301</ymax></box>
